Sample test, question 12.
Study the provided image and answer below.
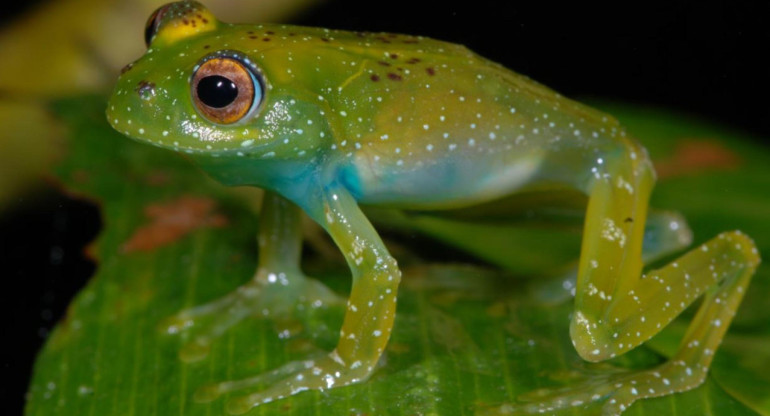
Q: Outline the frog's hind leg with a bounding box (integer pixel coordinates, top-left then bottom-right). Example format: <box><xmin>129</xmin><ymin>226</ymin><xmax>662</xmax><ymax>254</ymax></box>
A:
<box><xmin>160</xmin><ymin>191</ymin><xmax>343</xmax><ymax>362</ymax></box>
<box><xmin>531</xmin><ymin>208</ymin><xmax>693</xmax><ymax>304</ymax></box>
<box><xmin>507</xmin><ymin>142</ymin><xmax>760</xmax><ymax>415</ymax></box>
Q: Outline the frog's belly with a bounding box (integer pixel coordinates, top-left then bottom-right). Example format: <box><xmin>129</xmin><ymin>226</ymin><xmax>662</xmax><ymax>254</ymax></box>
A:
<box><xmin>350</xmin><ymin>150</ymin><xmax>544</xmax><ymax>209</ymax></box>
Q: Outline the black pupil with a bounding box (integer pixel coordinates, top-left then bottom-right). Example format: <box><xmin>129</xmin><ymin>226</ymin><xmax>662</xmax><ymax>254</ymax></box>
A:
<box><xmin>144</xmin><ymin>7</ymin><xmax>164</xmax><ymax>47</ymax></box>
<box><xmin>144</xmin><ymin>17</ymin><xmax>157</xmax><ymax>47</ymax></box>
<box><xmin>197</xmin><ymin>75</ymin><xmax>238</xmax><ymax>108</ymax></box>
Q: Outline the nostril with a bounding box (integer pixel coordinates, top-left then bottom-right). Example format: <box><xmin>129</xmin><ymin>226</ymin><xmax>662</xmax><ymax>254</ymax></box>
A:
<box><xmin>135</xmin><ymin>80</ymin><xmax>156</xmax><ymax>99</ymax></box>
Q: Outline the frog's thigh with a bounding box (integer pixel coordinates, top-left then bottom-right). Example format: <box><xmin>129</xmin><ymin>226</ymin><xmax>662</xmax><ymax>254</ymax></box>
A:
<box><xmin>532</xmin><ymin>208</ymin><xmax>693</xmax><ymax>304</ymax></box>
<box><xmin>570</xmin><ymin>146</ymin><xmax>760</xmax><ymax>408</ymax></box>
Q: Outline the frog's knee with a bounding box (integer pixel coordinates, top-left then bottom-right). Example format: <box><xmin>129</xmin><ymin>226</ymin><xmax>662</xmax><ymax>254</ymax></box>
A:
<box><xmin>569</xmin><ymin>310</ymin><xmax>616</xmax><ymax>362</ymax></box>
<box><xmin>720</xmin><ymin>230</ymin><xmax>761</xmax><ymax>268</ymax></box>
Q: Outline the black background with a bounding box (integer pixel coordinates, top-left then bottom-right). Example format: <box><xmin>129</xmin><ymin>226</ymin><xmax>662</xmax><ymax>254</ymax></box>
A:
<box><xmin>297</xmin><ymin>0</ymin><xmax>770</xmax><ymax>142</ymax></box>
<box><xmin>2</xmin><ymin>0</ymin><xmax>769</xmax><ymax>415</ymax></box>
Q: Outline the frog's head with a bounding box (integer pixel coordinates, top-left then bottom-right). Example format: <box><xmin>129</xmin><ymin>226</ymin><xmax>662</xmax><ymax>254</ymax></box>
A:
<box><xmin>107</xmin><ymin>1</ymin><xmax>333</xmax><ymax>184</ymax></box>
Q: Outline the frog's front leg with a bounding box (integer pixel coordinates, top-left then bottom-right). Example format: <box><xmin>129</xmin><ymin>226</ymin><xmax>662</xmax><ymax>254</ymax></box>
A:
<box><xmin>198</xmin><ymin>184</ymin><xmax>400</xmax><ymax>414</ymax></box>
<box><xmin>161</xmin><ymin>191</ymin><xmax>341</xmax><ymax>362</ymax></box>
<box><xmin>508</xmin><ymin>143</ymin><xmax>761</xmax><ymax>415</ymax></box>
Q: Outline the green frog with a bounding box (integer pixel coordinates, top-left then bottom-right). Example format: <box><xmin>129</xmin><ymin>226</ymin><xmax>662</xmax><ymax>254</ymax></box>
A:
<box><xmin>106</xmin><ymin>1</ymin><xmax>760</xmax><ymax>414</ymax></box>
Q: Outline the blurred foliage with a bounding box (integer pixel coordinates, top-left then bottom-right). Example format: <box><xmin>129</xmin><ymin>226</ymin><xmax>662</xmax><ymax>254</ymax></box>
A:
<box><xmin>0</xmin><ymin>0</ymin><xmax>322</xmax><ymax>210</ymax></box>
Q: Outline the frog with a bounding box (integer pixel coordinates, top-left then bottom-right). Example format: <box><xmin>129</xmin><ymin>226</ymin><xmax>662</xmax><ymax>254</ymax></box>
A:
<box><xmin>106</xmin><ymin>1</ymin><xmax>760</xmax><ymax>414</ymax></box>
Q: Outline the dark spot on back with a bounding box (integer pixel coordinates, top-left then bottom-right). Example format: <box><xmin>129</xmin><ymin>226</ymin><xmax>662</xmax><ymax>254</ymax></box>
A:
<box><xmin>378</xmin><ymin>61</ymin><xmax>391</xmax><ymax>67</ymax></box>
<box><xmin>249</xmin><ymin>35</ymin><xmax>258</xmax><ymax>39</ymax></box>
<box><xmin>406</xmin><ymin>57</ymin><xmax>421</xmax><ymax>64</ymax></box>
<box><xmin>387</xmin><ymin>73</ymin><xmax>402</xmax><ymax>81</ymax></box>
<box><xmin>266</xmin><ymin>31</ymin><xmax>275</xmax><ymax>35</ymax></box>
<box><xmin>370</xmin><ymin>74</ymin><xmax>380</xmax><ymax>82</ymax></box>
<box><xmin>320</xmin><ymin>37</ymin><xmax>330</xmax><ymax>42</ymax></box>
<box><xmin>263</xmin><ymin>37</ymin><xmax>271</xmax><ymax>41</ymax></box>
<box><xmin>390</xmin><ymin>53</ymin><xmax>399</xmax><ymax>59</ymax></box>
<box><xmin>624</xmin><ymin>217</ymin><xmax>634</xmax><ymax>223</ymax></box>
<box><xmin>403</xmin><ymin>39</ymin><xmax>419</xmax><ymax>44</ymax></box>
<box><xmin>203</xmin><ymin>44</ymin><xmax>210</xmax><ymax>49</ymax></box>
<box><xmin>426</xmin><ymin>67</ymin><xmax>435</xmax><ymax>76</ymax></box>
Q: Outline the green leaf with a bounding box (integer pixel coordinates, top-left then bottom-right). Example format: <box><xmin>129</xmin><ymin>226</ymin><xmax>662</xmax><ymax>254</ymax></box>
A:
<box><xmin>25</xmin><ymin>96</ymin><xmax>769</xmax><ymax>415</ymax></box>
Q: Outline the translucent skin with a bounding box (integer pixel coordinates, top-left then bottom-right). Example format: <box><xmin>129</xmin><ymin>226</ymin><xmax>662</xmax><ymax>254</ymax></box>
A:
<box><xmin>107</xmin><ymin>2</ymin><xmax>760</xmax><ymax>414</ymax></box>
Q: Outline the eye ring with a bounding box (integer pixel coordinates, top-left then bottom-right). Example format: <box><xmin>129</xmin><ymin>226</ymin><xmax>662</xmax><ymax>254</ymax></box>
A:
<box><xmin>191</xmin><ymin>54</ymin><xmax>263</xmax><ymax>125</ymax></box>
<box><xmin>144</xmin><ymin>4</ymin><xmax>168</xmax><ymax>47</ymax></box>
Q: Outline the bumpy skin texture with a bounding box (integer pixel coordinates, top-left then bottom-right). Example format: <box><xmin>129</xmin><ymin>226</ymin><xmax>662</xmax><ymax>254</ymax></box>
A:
<box><xmin>107</xmin><ymin>2</ymin><xmax>760</xmax><ymax>414</ymax></box>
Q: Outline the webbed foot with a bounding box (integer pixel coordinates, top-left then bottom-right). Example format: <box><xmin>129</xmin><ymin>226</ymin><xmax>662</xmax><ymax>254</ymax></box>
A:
<box><xmin>160</xmin><ymin>269</ymin><xmax>344</xmax><ymax>362</ymax></box>
<box><xmin>194</xmin><ymin>351</ymin><xmax>374</xmax><ymax>414</ymax></box>
<box><xmin>480</xmin><ymin>361</ymin><xmax>707</xmax><ymax>416</ymax></box>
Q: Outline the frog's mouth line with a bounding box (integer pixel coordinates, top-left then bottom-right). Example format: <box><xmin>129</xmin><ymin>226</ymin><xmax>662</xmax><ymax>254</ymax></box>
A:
<box><xmin>106</xmin><ymin>95</ymin><xmax>275</xmax><ymax>159</ymax></box>
<box><xmin>109</xmin><ymin>118</ymin><xmax>279</xmax><ymax>161</ymax></box>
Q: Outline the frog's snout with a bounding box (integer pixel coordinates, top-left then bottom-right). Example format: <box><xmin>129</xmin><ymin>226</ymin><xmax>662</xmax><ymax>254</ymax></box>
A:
<box><xmin>135</xmin><ymin>80</ymin><xmax>157</xmax><ymax>100</ymax></box>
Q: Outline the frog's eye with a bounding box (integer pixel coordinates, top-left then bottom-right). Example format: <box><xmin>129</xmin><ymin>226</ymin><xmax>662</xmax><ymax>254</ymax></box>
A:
<box><xmin>191</xmin><ymin>57</ymin><xmax>262</xmax><ymax>124</ymax></box>
<box><xmin>144</xmin><ymin>4</ymin><xmax>168</xmax><ymax>47</ymax></box>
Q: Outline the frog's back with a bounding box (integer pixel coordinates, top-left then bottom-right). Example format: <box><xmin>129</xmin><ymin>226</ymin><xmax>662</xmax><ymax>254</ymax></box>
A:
<box><xmin>256</xmin><ymin>26</ymin><xmax>631</xmax><ymax>207</ymax></box>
